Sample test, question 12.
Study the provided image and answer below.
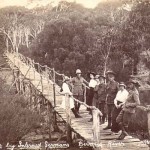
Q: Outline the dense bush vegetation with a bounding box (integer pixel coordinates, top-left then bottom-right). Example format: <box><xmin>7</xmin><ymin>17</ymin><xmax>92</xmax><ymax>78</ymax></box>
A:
<box><xmin>0</xmin><ymin>79</ymin><xmax>43</xmax><ymax>147</ymax></box>
<box><xmin>0</xmin><ymin>0</ymin><xmax>150</xmax><ymax>82</ymax></box>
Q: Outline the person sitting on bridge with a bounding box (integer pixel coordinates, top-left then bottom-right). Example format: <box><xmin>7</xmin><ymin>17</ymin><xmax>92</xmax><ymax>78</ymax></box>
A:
<box><xmin>60</xmin><ymin>76</ymin><xmax>81</xmax><ymax>118</ymax></box>
<box><xmin>116</xmin><ymin>80</ymin><xmax>141</xmax><ymax>140</ymax></box>
<box><xmin>70</xmin><ymin>69</ymin><xmax>88</xmax><ymax>114</ymax></box>
<box><xmin>111</xmin><ymin>82</ymin><xmax>128</xmax><ymax>135</ymax></box>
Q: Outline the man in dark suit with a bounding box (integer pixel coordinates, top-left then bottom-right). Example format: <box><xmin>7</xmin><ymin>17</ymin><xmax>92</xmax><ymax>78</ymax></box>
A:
<box><xmin>104</xmin><ymin>71</ymin><xmax>119</xmax><ymax>130</ymax></box>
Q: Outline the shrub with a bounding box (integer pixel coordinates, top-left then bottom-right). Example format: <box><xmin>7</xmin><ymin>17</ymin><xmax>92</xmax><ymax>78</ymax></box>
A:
<box><xmin>0</xmin><ymin>79</ymin><xmax>43</xmax><ymax>147</ymax></box>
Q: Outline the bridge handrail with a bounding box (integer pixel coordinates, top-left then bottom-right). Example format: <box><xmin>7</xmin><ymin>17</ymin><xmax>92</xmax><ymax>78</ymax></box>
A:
<box><xmin>6</xmin><ymin>51</ymin><xmax>150</xmax><ymax>111</ymax></box>
<box><xmin>7</xmin><ymin>52</ymin><xmax>91</xmax><ymax>104</ymax></box>
<box><xmin>5</xmin><ymin>51</ymin><xmax>150</xmax><ymax>144</ymax></box>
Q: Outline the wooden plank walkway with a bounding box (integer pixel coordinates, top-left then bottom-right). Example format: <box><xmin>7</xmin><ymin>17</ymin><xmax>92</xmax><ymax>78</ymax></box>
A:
<box><xmin>5</xmin><ymin>52</ymin><xmax>150</xmax><ymax>150</ymax></box>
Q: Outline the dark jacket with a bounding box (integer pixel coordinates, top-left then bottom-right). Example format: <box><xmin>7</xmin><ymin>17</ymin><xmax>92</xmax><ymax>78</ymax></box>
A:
<box><xmin>123</xmin><ymin>88</ymin><xmax>140</xmax><ymax>113</ymax></box>
<box><xmin>106</xmin><ymin>80</ymin><xmax>119</xmax><ymax>104</ymax></box>
<box><xmin>94</xmin><ymin>83</ymin><xmax>106</xmax><ymax>103</ymax></box>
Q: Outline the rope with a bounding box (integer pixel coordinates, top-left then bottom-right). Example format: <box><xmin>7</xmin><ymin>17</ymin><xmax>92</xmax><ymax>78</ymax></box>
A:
<box><xmin>6</xmin><ymin>51</ymin><xmax>103</xmax><ymax>112</ymax></box>
<box><xmin>55</xmin><ymin>71</ymin><xmax>65</xmax><ymax>77</ymax></box>
<box><xmin>47</xmin><ymin>66</ymin><xmax>54</xmax><ymax>71</ymax></box>
<box><xmin>73</xmin><ymin>97</ymin><xmax>98</xmax><ymax>110</ymax></box>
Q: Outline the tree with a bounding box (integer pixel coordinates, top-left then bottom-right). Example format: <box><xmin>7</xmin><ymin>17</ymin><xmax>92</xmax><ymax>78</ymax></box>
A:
<box><xmin>121</xmin><ymin>0</ymin><xmax>150</xmax><ymax>75</ymax></box>
<box><xmin>1</xmin><ymin>1</ymin><xmax>148</xmax><ymax>81</ymax></box>
<box><xmin>0</xmin><ymin>6</ymin><xmax>46</xmax><ymax>53</ymax></box>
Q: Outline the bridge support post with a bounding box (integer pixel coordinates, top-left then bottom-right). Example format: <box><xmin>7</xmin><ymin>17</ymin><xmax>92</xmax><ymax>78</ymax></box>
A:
<box><xmin>65</xmin><ymin>94</ymin><xmax>72</xmax><ymax>144</ymax></box>
<box><xmin>40</xmin><ymin>74</ymin><xmax>43</xmax><ymax>93</ymax></box>
<box><xmin>52</xmin><ymin>68</ymin><xmax>59</xmax><ymax>132</ymax></box>
<box><xmin>19</xmin><ymin>73</ymin><xmax>25</xmax><ymax>94</ymax></box>
<box><xmin>47</xmin><ymin>101</ymin><xmax>52</xmax><ymax>141</ymax></box>
<box><xmin>13</xmin><ymin>67</ymin><xmax>20</xmax><ymax>93</ymax></box>
<box><xmin>147</xmin><ymin>105</ymin><xmax>150</xmax><ymax>141</ymax></box>
<box><xmin>29</xmin><ymin>83</ymin><xmax>33</xmax><ymax>110</ymax></box>
<box><xmin>37</xmin><ymin>92</ymin><xmax>42</xmax><ymax>114</ymax></box>
<box><xmin>92</xmin><ymin>108</ymin><xmax>102</xmax><ymax>150</ymax></box>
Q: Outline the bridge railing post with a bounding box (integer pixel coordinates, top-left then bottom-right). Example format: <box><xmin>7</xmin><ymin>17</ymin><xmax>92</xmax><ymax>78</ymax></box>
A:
<box><xmin>29</xmin><ymin>58</ymin><xmax>33</xmax><ymax>78</ymax></box>
<box><xmin>52</xmin><ymin>68</ymin><xmax>56</xmax><ymax>102</ymax></box>
<box><xmin>84</xmin><ymin>84</ymin><xmax>87</xmax><ymax>104</ymax></box>
<box><xmin>52</xmin><ymin>68</ymin><xmax>59</xmax><ymax>131</ymax></box>
<box><xmin>45</xmin><ymin>65</ymin><xmax>50</xmax><ymax>96</ymax></box>
<box><xmin>26</xmin><ymin>57</ymin><xmax>28</xmax><ymax>66</ymax></box>
<box><xmin>65</xmin><ymin>94</ymin><xmax>72</xmax><ymax>144</ymax></box>
<box><xmin>37</xmin><ymin>63</ymin><xmax>40</xmax><ymax>73</ymax></box>
<box><xmin>92</xmin><ymin>108</ymin><xmax>101</xmax><ymax>150</ymax></box>
<box><xmin>37</xmin><ymin>92</ymin><xmax>41</xmax><ymax>114</ymax></box>
<box><xmin>40</xmin><ymin>69</ymin><xmax>44</xmax><ymax>93</ymax></box>
<box><xmin>147</xmin><ymin>105</ymin><xmax>150</xmax><ymax>140</ymax></box>
<box><xmin>33</xmin><ymin>60</ymin><xmax>36</xmax><ymax>80</ymax></box>
<box><xmin>37</xmin><ymin>64</ymin><xmax>43</xmax><ymax>93</ymax></box>
<box><xmin>47</xmin><ymin>100</ymin><xmax>52</xmax><ymax>141</ymax></box>
<box><xmin>29</xmin><ymin>83</ymin><xmax>32</xmax><ymax>110</ymax></box>
<box><xmin>31</xmin><ymin>59</ymin><xmax>34</xmax><ymax>69</ymax></box>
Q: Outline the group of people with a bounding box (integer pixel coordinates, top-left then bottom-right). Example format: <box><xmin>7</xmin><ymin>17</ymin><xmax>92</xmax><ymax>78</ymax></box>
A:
<box><xmin>60</xmin><ymin>69</ymin><xmax>141</xmax><ymax>140</ymax></box>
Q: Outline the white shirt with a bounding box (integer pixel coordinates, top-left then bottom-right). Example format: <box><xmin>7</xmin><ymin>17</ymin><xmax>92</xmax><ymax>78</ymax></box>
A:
<box><xmin>61</xmin><ymin>83</ymin><xmax>74</xmax><ymax>109</ymax></box>
<box><xmin>62</xmin><ymin>83</ymin><xmax>72</xmax><ymax>95</ymax></box>
<box><xmin>114</xmin><ymin>89</ymin><xmax>128</xmax><ymax>106</ymax></box>
<box><xmin>89</xmin><ymin>79</ymin><xmax>97</xmax><ymax>88</ymax></box>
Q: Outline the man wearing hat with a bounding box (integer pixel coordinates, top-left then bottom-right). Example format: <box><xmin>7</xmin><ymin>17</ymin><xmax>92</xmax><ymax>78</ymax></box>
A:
<box><xmin>71</xmin><ymin>69</ymin><xmax>88</xmax><ymax>113</ymax></box>
<box><xmin>111</xmin><ymin>82</ymin><xmax>128</xmax><ymax>134</ymax></box>
<box><xmin>116</xmin><ymin>80</ymin><xmax>141</xmax><ymax>140</ymax></box>
<box><xmin>104</xmin><ymin>70</ymin><xmax>119</xmax><ymax>130</ymax></box>
<box><xmin>92</xmin><ymin>74</ymin><xmax>107</xmax><ymax>123</ymax></box>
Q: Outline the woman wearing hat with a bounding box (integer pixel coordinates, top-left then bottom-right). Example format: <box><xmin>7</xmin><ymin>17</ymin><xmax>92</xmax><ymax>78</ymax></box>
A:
<box><xmin>111</xmin><ymin>82</ymin><xmax>128</xmax><ymax>134</ymax></box>
<box><xmin>60</xmin><ymin>76</ymin><xmax>81</xmax><ymax>118</ymax></box>
<box><xmin>87</xmin><ymin>72</ymin><xmax>97</xmax><ymax>111</ymax></box>
<box><xmin>116</xmin><ymin>80</ymin><xmax>141</xmax><ymax>140</ymax></box>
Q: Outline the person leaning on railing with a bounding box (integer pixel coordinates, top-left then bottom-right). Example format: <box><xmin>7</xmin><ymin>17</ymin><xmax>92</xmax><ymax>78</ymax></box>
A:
<box><xmin>60</xmin><ymin>76</ymin><xmax>82</xmax><ymax>118</ymax></box>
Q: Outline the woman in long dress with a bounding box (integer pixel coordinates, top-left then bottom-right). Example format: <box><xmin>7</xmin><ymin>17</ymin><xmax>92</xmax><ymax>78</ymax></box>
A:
<box><xmin>60</xmin><ymin>76</ymin><xmax>81</xmax><ymax>118</ymax></box>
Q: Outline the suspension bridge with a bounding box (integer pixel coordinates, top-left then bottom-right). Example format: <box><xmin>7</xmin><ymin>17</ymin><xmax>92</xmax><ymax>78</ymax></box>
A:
<box><xmin>4</xmin><ymin>51</ymin><xmax>150</xmax><ymax>150</ymax></box>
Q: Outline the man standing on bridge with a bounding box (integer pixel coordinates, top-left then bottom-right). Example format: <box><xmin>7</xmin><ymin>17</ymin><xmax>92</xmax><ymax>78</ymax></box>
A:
<box><xmin>71</xmin><ymin>69</ymin><xmax>88</xmax><ymax>114</ymax></box>
<box><xmin>104</xmin><ymin>71</ymin><xmax>119</xmax><ymax>130</ymax></box>
<box><xmin>91</xmin><ymin>74</ymin><xmax>107</xmax><ymax>124</ymax></box>
<box><xmin>116</xmin><ymin>80</ymin><xmax>141</xmax><ymax>140</ymax></box>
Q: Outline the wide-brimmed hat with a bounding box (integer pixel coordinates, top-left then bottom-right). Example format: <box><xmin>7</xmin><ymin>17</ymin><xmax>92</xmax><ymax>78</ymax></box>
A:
<box><xmin>99</xmin><ymin>74</ymin><xmax>106</xmax><ymax>79</ymax></box>
<box><xmin>119</xmin><ymin>82</ymin><xmax>126</xmax><ymax>88</ymax></box>
<box><xmin>63</xmin><ymin>76</ymin><xmax>70</xmax><ymax>82</ymax></box>
<box><xmin>76</xmin><ymin>69</ymin><xmax>81</xmax><ymax>74</ymax></box>
<box><xmin>127</xmin><ymin>80</ymin><xmax>140</xmax><ymax>87</ymax></box>
<box><xmin>106</xmin><ymin>70</ymin><xmax>116</xmax><ymax>76</ymax></box>
<box><xmin>88</xmin><ymin>71</ymin><xmax>96</xmax><ymax>77</ymax></box>
<box><xmin>94</xmin><ymin>74</ymin><xmax>100</xmax><ymax>79</ymax></box>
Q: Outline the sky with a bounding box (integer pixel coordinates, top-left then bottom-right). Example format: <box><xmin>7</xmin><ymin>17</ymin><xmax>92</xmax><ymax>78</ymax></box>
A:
<box><xmin>0</xmin><ymin>0</ymin><xmax>105</xmax><ymax>9</ymax></box>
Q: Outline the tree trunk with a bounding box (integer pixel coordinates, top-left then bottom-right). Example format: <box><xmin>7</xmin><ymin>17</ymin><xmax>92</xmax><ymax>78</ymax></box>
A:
<box><xmin>103</xmin><ymin>59</ymin><xmax>108</xmax><ymax>77</ymax></box>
